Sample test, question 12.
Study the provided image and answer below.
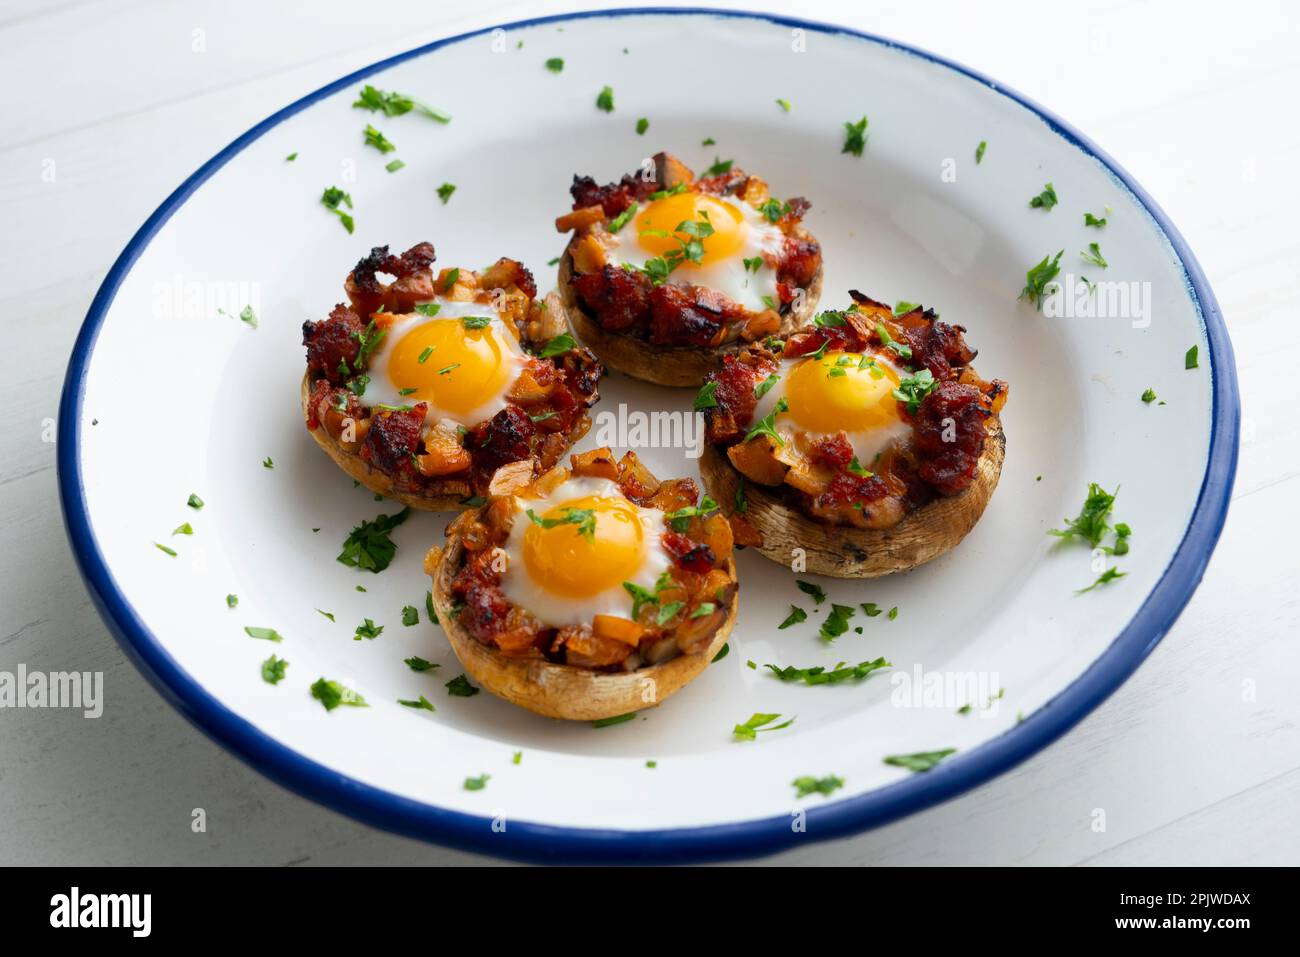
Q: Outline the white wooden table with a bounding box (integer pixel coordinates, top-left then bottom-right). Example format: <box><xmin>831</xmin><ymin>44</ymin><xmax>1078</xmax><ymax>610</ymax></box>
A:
<box><xmin>2</xmin><ymin>0</ymin><xmax>1295</xmax><ymax>866</ymax></box>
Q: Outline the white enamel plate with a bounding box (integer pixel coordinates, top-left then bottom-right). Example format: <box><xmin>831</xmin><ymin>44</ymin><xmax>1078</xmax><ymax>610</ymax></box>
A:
<box><xmin>59</xmin><ymin>10</ymin><xmax>1238</xmax><ymax>862</ymax></box>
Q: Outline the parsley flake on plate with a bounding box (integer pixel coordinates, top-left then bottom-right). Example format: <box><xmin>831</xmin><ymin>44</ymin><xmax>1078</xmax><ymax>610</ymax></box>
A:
<box><xmin>545</xmin><ymin>57</ymin><xmax>564</xmax><ymax>73</ymax></box>
<box><xmin>733</xmin><ymin>712</ymin><xmax>795</xmax><ymax>741</ymax></box>
<box><xmin>1028</xmin><ymin>182</ymin><xmax>1058</xmax><ymax>210</ymax></box>
<box><xmin>337</xmin><ymin>507</ymin><xmax>411</xmax><ymax>573</ymax></box>
<box><xmin>593</xmin><ymin>712</ymin><xmax>636</xmax><ymax>728</ymax></box>
<box><xmin>793</xmin><ymin>774</ymin><xmax>844</xmax><ymax>798</ymax></box>
<box><xmin>352</xmin><ymin>84</ymin><xmax>450</xmax><ymax>122</ymax></box>
<box><xmin>398</xmin><ymin>695</ymin><xmax>435</xmax><ymax>711</ymax></box>
<box><xmin>975</xmin><ymin>140</ymin><xmax>987</xmax><ymax>164</ymax></box>
<box><xmin>819</xmin><ymin>603</ymin><xmax>856</xmax><ymax>642</ymax></box>
<box><xmin>311</xmin><ymin>678</ymin><xmax>367</xmax><ymax>711</ymax></box>
<box><xmin>261</xmin><ymin>655</ymin><xmax>288</xmax><ymax>685</ymax></box>
<box><xmin>463</xmin><ymin>774</ymin><xmax>490</xmax><ymax>791</ymax></box>
<box><xmin>884</xmin><ymin>749</ymin><xmax>956</xmax><ymax>773</ymax></box>
<box><xmin>842</xmin><ymin>115</ymin><xmax>868</xmax><ymax>156</ymax></box>
<box><xmin>243</xmin><ymin>626</ymin><xmax>282</xmax><ymax>643</ymax></box>
<box><xmin>1048</xmin><ymin>483</ymin><xmax>1117</xmax><ymax>548</ymax></box>
<box><xmin>596</xmin><ymin>85</ymin><xmax>614</xmax><ymax>112</ymax></box>
<box><xmin>1020</xmin><ymin>250</ymin><xmax>1063</xmax><ymax>309</ymax></box>
<box><xmin>765</xmin><ymin>657</ymin><xmax>890</xmax><ymax>686</ymax></box>
<box><xmin>445</xmin><ymin>674</ymin><xmax>479</xmax><ymax>697</ymax></box>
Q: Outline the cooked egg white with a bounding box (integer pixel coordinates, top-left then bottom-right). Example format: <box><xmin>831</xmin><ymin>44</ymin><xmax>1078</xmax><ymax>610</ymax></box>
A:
<box><xmin>361</xmin><ymin>300</ymin><xmax>529</xmax><ymax>426</ymax></box>
<box><xmin>603</xmin><ymin>190</ymin><xmax>785</xmax><ymax>312</ymax></box>
<box><xmin>497</xmin><ymin>477</ymin><xmax>671</xmax><ymax>629</ymax></box>
<box><xmin>751</xmin><ymin>350</ymin><xmax>913</xmax><ymax>468</ymax></box>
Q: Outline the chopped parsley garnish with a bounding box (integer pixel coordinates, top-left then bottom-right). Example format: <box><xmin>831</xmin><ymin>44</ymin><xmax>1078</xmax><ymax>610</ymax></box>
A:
<box><xmin>702</xmin><ymin>137</ymin><xmax>716</xmax><ymax>146</ymax></box>
<box><xmin>186</xmin><ymin>493</ymin><xmax>204</xmax><ymax>509</ymax></box>
<box><xmin>704</xmin><ymin>157</ymin><xmax>734</xmax><ymax>176</ymax></box>
<box><xmin>445</xmin><ymin>674</ymin><xmax>479</xmax><ymax>697</ymax></box>
<box><xmin>539</xmin><ymin>332</ymin><xmax>576</xmax><ymax>358</ymax></box>
<box><xmin>1049</xmin><ymin>483</ymin><xmax>1117</xmax><ymax>548</ymax></box>
<box><xmin>888</xmin><ymin>606</ymin><xmax>899</xmax><ymax>620</ymax></box>
<box><xmin>337</xmin><ymin>506</ymin><xmax>412</xmax><ymax>573</ymax></box>
<box><xmin>425</xmin><ymin>590</ymin><xmax>438</xmax><ymax>624</ymax></box>
<box><xmin>842</xmin><ymin>115</ymin><xmax>869</xmax><ymax>156</ymax></box>
<box><xmin>405</xmin><ymin>655</ymin><xmax>439</xmax><ymax>672</ymax></box>
<box><xmin>892</xmin><ymin>368</ymin><xmax>938</xmax><ymax>413</ymax></box>
<box><xmin>819</xmin><ymin>603</ymin><xmax>856</xmax><ymax>642</ymax></box>
<box><xmin>262</xmin><ymin>456</ymin><xmax>274</xmax><ymax>469</ymax></box>
<box><xmin>261</xmin><ymin>655</ymin><xmax>288</xmax><ymax>685</ymax></box>
<box><xmin>545</xmin><ymin>57</ymin><xmax>564</xmax><ymax>72</ymax></box>
<box><xmin>635</xmin><ymin>117</ymin><xmax>649</xmax><ymax>135</ymax></box>
<box><xmin>734</xmin><ymin>478</ymin><xmax>747</xmax><ymax>514</ymax></box>
<box><xmin>316</xmin><ymin>609</ymin><xmax>335</xmax><ymax>622</ymax></box>
<box><xmin>436</xmin><ymin>182</ymin><xmax>456</xmax><ymax>204</ymax></box>
<box><xmin>693</xmin><ymin>380</ymin><xmax>718</xmax><ymax>411</ymax></box>
<box><xmin>693</xmin><ymin>603</ymin><xmax>718</xmax><ymax>620</ymax></box>
<box><xmin>353</xmin><ymin>618</ymin><xmax>383</xmax><ymax>641</ymax></box>
<box><xmin>321</xmin><ymin>186</ymin><xmax>355</xmax><ymax>233</ymax></box>
<box><xmin>244</xmin><ymin>626</ymin><xmax>282</xmax><ymax>643</ymax></box>
<box><xmin>1080</xmin><ymin>242</ymin><xmax>1108</xmax><ymax>268</ymax></box>
<box><xmin>875</xmin><ymin>322</ymin><xmax>913</xmax><ymax>359</ymax></box>
<box><xmin>385</xmin><ymin>159</ymin><xmax>405</xmax><ymax>173</ymax></box>
<box><xmin>1077</xmin><ymin>566</ymin><xmax>1127</xmax><ymax>594</ymax></box>
<box><xmin>596</xmin><ymin>85</ymin><xmax>615</xmax><ymax>112</ymax></box>
<box><xmin>1141</xmin><ymin>388</ymin><xmax>1157</xmax><ymax>404</ymax></box>
<box><xmin>861</xmin><ymin>602</ymin><xmax>882</xmax><ymax>617</ymax></box>
<box><xmin>352</xmin><ymin>84</ymin><xmax>450</xmax><ymax>122</ymax></box>
<box><xmin>664</xmin><ymin>496</ymin><xmax>719</xmax><ymax>532</ymax></box>
<box><xmin>637</xmin><ymin>211</ymin><xmax>716</xmax><ymax>283</ymax></box>
<box><xmin>656</xmin><ymin>601</ymin><xmax>684</xmax><ymax>626</ymax></box>
<box><xmin>793</xmin><ymin>774</ymin><xmax>844</xmax><ymax>798</ymax></box>
<box><xmin>753</xmin><ymin>374</ymin><xmax>779</xmax><ymax>399</ymax></box>
<box><xmin>779</xmin><ymin>605</ymin><xmax>808</xmax><ymax>629</ymax></box>
<box><xmin>776</xmin><ymin>97</ymin><xmax>791</xmax><ymax>112</ymax></box>
<box><xmin>1185</xmin><ymin>345</ymin><xmax>1199</xmax><ymax>369</ymax></box>
<box><xmin>795</xmin><ymin>580</ymin><xmax>826</xmax><ymax>605</ymax></box>
<box><xmin>765</xmin><ymin>656</ymin><xmax>890</xmax><ymax>685</ymax></box>
<box><xmin>463</xmin><ymin>774</ymin><xmax>490</xmax><ymax>791</ymax></box>
<box><xmin>460</xmin><ymin>315</ymin><xmax>492</xmax><ymax>329</ymax></box>
<box><xmin>226</xmin><ymin>594</ymin><xmax>238</xmax><ymax>608</ymax></box>
<box><xmin>154</xmin><ymin>543</ymin><xmax>176</xmax><ymax>557</ymax></box>
<box><xmin>733</xmin><ymin>712</ymin><xmax>795</xmax><ymax>741</ymax></box>
<box><xmin>743</xmin><ymin>255</ymin><xmax>764</xmax><ymax>273</ymax></box>
<box><xmin>743</xmin><ymin>397</ymin><xmax>788</xmax><ymax>445</ymax></box>
<box><xmin>607</xmin><ymin>202</ymin><xmax>638</xmax><ymax>232</ymax></box>
<box><xmin>975</xmin><ymin>140</ymin><xmax>987</xmax><ymax>164</ymax></box>
<box><xmin>1020</xmin><ymin>250</ymin><xmax>1063</xmax><ymax>309</ymax></box>
<box><xmin>238</xmin><ymin>304</ymin><xmax>258</xmax><ymax>329</ymax></box>
<box><xmin>884</xmin><ymin>749</ymin><xmax>955</xmax><ymax>772</ymax></box>
<box><xmin>172</xmin><ymin>522</ymin><xmax>192</xmax><ymax>536</ymax></box>
<box><xmin>593</xmin><ymin>712</ymin><xmax>636</xmax><ymax>728</ymax></box>
<box><xmin>1028</xmin><ymin>182</ymin><xmax>1058</xmax><ymax>210</ymax></box>
<box><xmin>363</xmin><ymin>124</ymin><xmax>396</xmax><ymax>154</ymax></box>
<box><xmin>442</xmin><ymin>267</ymin><xmax>460</xmax><ymax>292</ymax></box>
<box><xmin>285</xmin><ymin>152</ymin><xmax>298</xmax><ymax>162</ymax></box>
<box><xmin>623</xmin><ymin>582</ymin><xmax>658</xmax><ymax>619</ymax></box>
<box><xmin>814</xmin><ymin>309</ymin><xmax>846</xmax><ymax>328</ymax></box>
<box><xmin>1084</xmin><ymin>212</ymin><xmax>1107</xmax><ymax>227</ymax></box>
<box><xmin>893</xmin><ymin>300</ymin><xmax>919</xmax><ymax>315</ymax></box>
<box><xmin>398</xmin><ymin>695</ymin><xmax>435</xmax><ymax>711</ymax></box>
<box><xmin>527</xmin><ymin>506</ymin><xmax>596</xmax><ymax>540</ymax></box>
<box><xmin>513</xmin><ymin>751</ymin><xmax>523</xmax><ymax>765</ymax></box>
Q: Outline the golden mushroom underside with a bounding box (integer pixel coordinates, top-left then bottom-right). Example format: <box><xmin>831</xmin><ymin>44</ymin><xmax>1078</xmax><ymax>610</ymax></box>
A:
<box><xmin>424</xmin><ymin>536</ymin><xmax>739</xmax><ymax>721</ymax></box>
<box><xmin>699</xmin><ymin>422</ymin><xmax>1006</xmax><ymax>579</ymax></box>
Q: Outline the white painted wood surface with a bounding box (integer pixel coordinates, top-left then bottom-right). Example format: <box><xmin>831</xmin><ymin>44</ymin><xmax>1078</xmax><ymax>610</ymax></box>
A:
<box><xmin>1</xmin><ymin>0</ymin><xmax>1295</xmax><ymax>866</ymax></box>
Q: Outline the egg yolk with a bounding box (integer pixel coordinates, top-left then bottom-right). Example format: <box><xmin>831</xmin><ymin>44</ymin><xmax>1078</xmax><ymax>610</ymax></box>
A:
<box><xmin>385</xmin><ymin>318</ymin><xmax>513</xmax><ymax>416</ymax></box>
<box><xmin>635</xmin><ymin>192</ymin><xmax>745</xmax><ymax>267</ymax></box>
<box><xmin>782</xmin><ymin>352</ymin><xmax>903</xmax><ymax>435</ymax></box>
<box><xmin>521</xmin><ymin>496</ymin><xmax>646</xmax><ymax>598</ymax></box>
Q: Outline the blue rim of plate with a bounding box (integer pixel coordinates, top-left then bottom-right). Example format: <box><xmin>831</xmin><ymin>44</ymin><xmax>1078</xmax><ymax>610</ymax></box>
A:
<box><xmin>57</xmin><ymin>7</ymin><xmax>1239</xmax><ymax>864</ymax></box>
